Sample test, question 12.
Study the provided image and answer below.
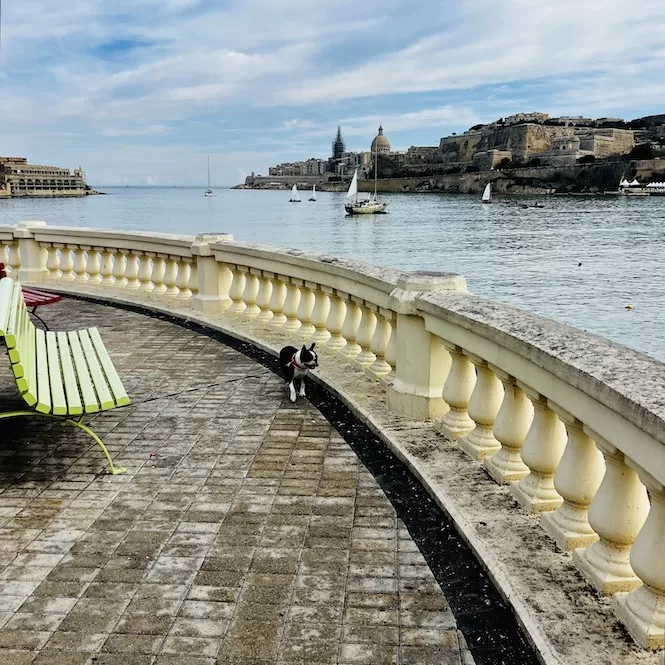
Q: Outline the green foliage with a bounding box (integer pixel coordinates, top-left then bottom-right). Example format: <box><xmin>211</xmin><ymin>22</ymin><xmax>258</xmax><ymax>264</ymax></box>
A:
<box><xmin>628</xmin><ymin>144</ymin><xmax>655</xmax><ymax>160</ymax></box>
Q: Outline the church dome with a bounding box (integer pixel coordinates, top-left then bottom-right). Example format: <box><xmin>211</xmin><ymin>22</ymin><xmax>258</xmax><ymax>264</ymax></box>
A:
<box><xmin>371</xmin><ymin>125</ymin><xmax>391</xmax><ymax>155</ymax></box>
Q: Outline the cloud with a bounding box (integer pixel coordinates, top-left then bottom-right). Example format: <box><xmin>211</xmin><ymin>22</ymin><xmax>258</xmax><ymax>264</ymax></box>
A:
<box><xmin>0</xmin><ymin>0</ymin><xmax>664</xmax><ymax>184</ymax></box>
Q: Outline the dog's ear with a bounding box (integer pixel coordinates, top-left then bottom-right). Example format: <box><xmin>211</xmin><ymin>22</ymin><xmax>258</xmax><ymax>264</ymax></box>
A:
<box><xmin>301</xmin><ymin>345</ymin><xmax>306</xmax><ymax>353</ymax></box>
<box><xmin>309</xmin><ymin>343</ymin><xmax>316</xmax><ymax>351</ymax></box>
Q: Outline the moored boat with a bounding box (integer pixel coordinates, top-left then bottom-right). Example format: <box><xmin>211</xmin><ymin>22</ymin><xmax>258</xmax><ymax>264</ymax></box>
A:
<box><xmin>344</xmin><ymin>132</ymin><xmax>388</xmax><ymax>215</ymax></box>
<box><xmin>308</xmin><ymin>185</ymin><xmax>317</xmax><ymax>202</ymax></box>
<box><xmin>289</xmin><ymin>184</ymin><xmax>301</xmax><ymax>202</ymax></box>
<box><xmin>481</xmin><ymin>182</ymin><xmax>492</xmax><ymax>203</ymax></box>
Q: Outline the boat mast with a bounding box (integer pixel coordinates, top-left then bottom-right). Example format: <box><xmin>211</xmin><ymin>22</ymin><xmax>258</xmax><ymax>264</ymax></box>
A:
<box><xmin>207</xmin><ymin>156</ymin><xmax>211</xmax><ymax>189</ymax></box>
<box><xmin>374</xmin><ymin>134</ymin><xmax>378</xmax><ymax>200</ymax></box>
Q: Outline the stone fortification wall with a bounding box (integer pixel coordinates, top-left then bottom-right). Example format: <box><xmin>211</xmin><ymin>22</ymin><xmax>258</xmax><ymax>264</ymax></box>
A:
<box><xmin>439</xmin><ymin>132</ymin><xmax>482</xmax><ymax>163</ymax></box>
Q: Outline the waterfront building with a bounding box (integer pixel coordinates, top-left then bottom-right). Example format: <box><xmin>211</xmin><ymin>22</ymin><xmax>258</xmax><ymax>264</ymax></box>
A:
<box><xmin>0</xmin><ymin>156</ymin><xmax>87</xmax><ymax>198</ymax></box>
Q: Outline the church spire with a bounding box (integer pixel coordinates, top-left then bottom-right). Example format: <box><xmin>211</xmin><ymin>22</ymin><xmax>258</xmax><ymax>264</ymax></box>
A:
<box><xmin>332</xmin><ymin>126</ymin><xmax>346</xmax><ymax>160</ymax></box>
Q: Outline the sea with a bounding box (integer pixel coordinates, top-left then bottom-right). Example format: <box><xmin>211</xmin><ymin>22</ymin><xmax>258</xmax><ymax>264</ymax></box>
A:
<box><xmin>1</xmin><ymin>187</ymin><xmax>664</xmax><ymax>362</ymax></box>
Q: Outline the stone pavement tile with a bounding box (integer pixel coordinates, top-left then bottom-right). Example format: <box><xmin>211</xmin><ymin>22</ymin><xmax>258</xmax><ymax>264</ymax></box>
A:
<box><xmin>0</xmin><ymin>630</ymin><xmax>51</xmax><ymax>650</ymax></box>
<box><xmin>87</xmin><ymin>655</ymin><xmax>154</xmax><ymax>665</ymax></box>
<box><xmin>82</xmin><ymin>583</ymin><xmax>138</xmax><ymax>601</ymax></box>
<box><xmin>178</xmin><ymin>601</ymin><xmax>234</xmax><ymax>621</ymax></box>
<box><xmin>153</xmin><ymin>656</ymin><xmax>215</xmax><ymax>665</ymax></box>
<box><xmin>4</xmin><ymin>613</ymin><xmax>65</xmax><ymax>632</ymax></box>
<box><xmin>339</xmin><ymin>642</ymin><xmax>398</xmax><ymax>664</ymax></box>
<box><xmin>401</xmin><ymin>609</ymin><xmax>457</xmax><ymax>629</ymax></box>
<box><xmin>169</xmin><ymin>618</ymin><xmax>227</xmax><ymax>638</ymax></box>
<box><xmin>101</xmin><ymin>634</ymin><xmax>163</xmax><ymax>654</ymax></box>
<box><xmin>160</xmin><ymin>635</ymin><xmax>220</xmax><ymax>658</ymax></box>
<box><xmin>286</xmin><ymin>604</ymin><xmax>343</xmax><ymax>624</ymax></box>
<box><xmin>342</xmin><ymin>625</ymin><xmax>399</xmax><ymax>644</ymax></box>
<box><xmin>343</xmin><ymin>607</ymin><xmax>398</xmax><ymax>627</ymax></box>
<box><xmin>0</xmin><ymin>650</ymin><xmax>36</xmax><ymax>665</ymax></box>
<box><xmin>186</xmin><ymin>585</ymin><xmax>239</xmax><ymax>604</ymax></box>
<box><xmin>218</xmin><ymin>619</ymin><xmax>281</xmax><ymax>662</ymax></box>
<box><xmin>114</xmin><ymin>615</ymin><xmax>174</xmax><ymax>635</ymax></box>
<box><xmin>30</xmin><ymin>652</ymin><xmax>91</xmax><ymax>665</ymax></box>
<box><xmin>401</xmin><ymin>644</ymin><xmax>462</xmax><ymax>665</ymax></box>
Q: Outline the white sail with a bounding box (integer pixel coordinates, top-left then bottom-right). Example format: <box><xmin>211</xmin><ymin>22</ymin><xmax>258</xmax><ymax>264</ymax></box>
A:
<box><xmin>311</xmin><ymin>185</ymin><xmax>317</xmax><ymax>201</ymax></box>
<box><xmin>482</xmin><ymin>183</ymin><xmax>492</xmax><ymax>202</ymax></box>
<box><xmin>630</xmin><ymin>179</ymin><xmax>640</xmax><ymax>186</ymax></box>
<box><xmin>290</xmin><ymin>184</ymin><xmax>301</xmax><ymax>201</ymax></box>
<box><xmin>346</xmin><ymin>170</ymin><xmax>358</xmax><ymax>199</ymax></box>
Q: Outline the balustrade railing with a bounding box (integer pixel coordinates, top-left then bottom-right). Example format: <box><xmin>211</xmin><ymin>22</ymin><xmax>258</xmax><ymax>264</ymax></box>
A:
<box><xmin>1</xmin><ymin>220</ymin><xmax>664</xmax><ymax>651</ymax></box>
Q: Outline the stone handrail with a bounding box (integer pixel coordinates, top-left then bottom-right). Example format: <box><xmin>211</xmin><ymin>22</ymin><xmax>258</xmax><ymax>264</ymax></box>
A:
<box><xmin>0</xmin><ymin>220</ymin><xmax>663</xmax><ymax>653</ymax></box>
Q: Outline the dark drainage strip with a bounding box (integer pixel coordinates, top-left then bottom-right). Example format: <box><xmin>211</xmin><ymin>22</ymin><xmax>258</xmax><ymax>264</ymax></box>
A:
<box><xmin>63</xmin><ymin>294</ymin><xmax>540</xmax><ymax>665</ymax></box>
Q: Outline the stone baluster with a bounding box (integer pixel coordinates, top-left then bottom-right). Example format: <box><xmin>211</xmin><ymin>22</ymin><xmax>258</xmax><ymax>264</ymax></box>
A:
<box><xmin>98</xmin><ymin>248</ymin><xmax>113</xmax><ymax>286</ymax></box>
<box><xmin>484</xmin><ymin>369</ymin><xmax>533</xmax><ymax>484</ymax></box>
<box><xmin>151</xmin><ymin>255</ymin><xmax>167</xmax><ymax>294</ymax></box>
<box><xmin>187</xmin><ymin>261</ymin><xmax>199</xmax><ymax>297</ymax></box>
<box><xmin>228</xmin><ymin>267</ymin><xmax>247</xmax><ymax>314</ymax></box>
<box><xmin>92</xmin><ymin>247</ymin><xmax>113</xmax><ymax>286</ymax></box>
<box><xmin>125</xmin><ymin>252</ymin><xmax>141</xmax><ymax>290</ymax></box>
<box><xmin>8</xmin><ymin>241</ymin><xmax>20</xmax><ymax>275</ymax></box>
<box><xmin>573</xmin><ymin>435</ymin><xmax>650</xmax><ymax>595</ymax></box>
<box><xmin>268</xmin><ymin>277</ymin><xmax>287</xmax><ymax>327</ymax></box>
<box><xmin>310</xmin><ymin>288</ymin><xmax>331</xmax><ymax>344</ymax></box>
<box><xmin>163</xmin><ymin>257</ymin><xmax>180</xmax><ymax>296</ymax></box>
<box><xmin>339</xmin><ymin>299</ymin><xmax>362</xmax><ymax>360</ymax></box>
<box><xmin>382</xmin><ymin>313</ymin><xmax>397</xmax><ymax>385</ymax></box>
<box><xmin>540</xmin><ymin>406</ymin><xmax>606</xmax><ymax>550</ymax></box>
<box><xmin>438</xmin><ymin>345</ymin><xmax>476</xmax><ymax>439</ymax></box>
<box><xmin>242</xmin><ymin>270</ymin><xmax>261</xmax><ymax>319</ymax></box>
<box><xmin>353</xmin><ymin>305</ymin><xmax>377</xmax><ymax>368</ymax></box>
<box><xmin>85</xmin><ymin>248</ymin><xmax>102</xmax><ymax>285</ymax></box>
<box><xmin>176</xmin><ymin>260</ymin><xmax>192</xmax><ymax>299</ymax></box>
<box><xmin>366</xmin><ymin>310</ymin><xmax>393</xmax><ymax>380</ymax></box>
<box><xmin>510</xmin><ymin>388</ymin><xmax>567</xmax><ymax>513</ymax></box>
<box><xmin>254</xmin><ymin>273</ymin><xmax>274</xmax><ymax>323</ymax></box>
<box><xmin>324</xmin><ymin>290</ymin><xmax>347</xmax><ymax>351</ymax></box>
<box><xmin>112</xmin><ymin>251</ymin><xmax>127</xmax><ymax>288</ymax></box>
<box><xmin>613</xmin><ymin>468</ymin><xmax>665</xmax><ymax>649</ymax></box>
<box><xmin>282</xmin><ymin>281</ymin><xmax>302</xmax><ymax>332</ymax></box>
<box><xmin>0</xmin><ymin>242</ymin><xmax>9</xmax><ymax>269</ymax></box>
<box><xmin>296</xmin><ymin>284</ymin><xmax>316</xmax><ymax>340</ymax></box>
<box><xmin>138</xmin><ymin>254</ymin><xmax>154</xmax><ymax>291</ymax></box>
<box><xmin>45</xmin><ymin>245</ymin><xmax>62</xmax><ymax>280</ymax></box>
<box><xmin>59</xmin><ymin>246</ymin><xmax>75</xmax><ymax>281</ymax></box>
<box><xmin>73</xmin><ymin>246</ymin><xmax>89</xmax><ymax>282</ymax></box>
<box><xmin>458</xmin><ymin>356</ymin><xmax>504</xmax><ymax>460</ymax></box>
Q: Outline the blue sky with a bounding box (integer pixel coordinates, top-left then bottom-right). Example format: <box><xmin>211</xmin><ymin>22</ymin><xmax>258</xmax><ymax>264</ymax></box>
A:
<box><xmin>1</xmin><ymin>0</ymin><xmax>664</xmax><ymax>186</ymax></box>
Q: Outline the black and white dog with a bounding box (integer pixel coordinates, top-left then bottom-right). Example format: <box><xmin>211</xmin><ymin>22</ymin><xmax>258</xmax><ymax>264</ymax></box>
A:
<box><xmin>279</xmin><ymin>343</ymin><xmax>318</xmax><ymax>403</ymax></box>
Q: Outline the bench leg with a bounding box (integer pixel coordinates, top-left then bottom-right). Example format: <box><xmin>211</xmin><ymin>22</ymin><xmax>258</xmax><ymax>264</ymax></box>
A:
<box><xmin>0</xmin><ymin>411</ymin><xmax>127</xmax><ymax>475</ymax></box>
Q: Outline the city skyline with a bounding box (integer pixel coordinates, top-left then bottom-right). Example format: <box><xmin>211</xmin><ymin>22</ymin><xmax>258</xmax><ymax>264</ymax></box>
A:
<box><xmin>1</xmin><ymin>0</ymin><xmax>664</xmax><ymax>186</ymax></box>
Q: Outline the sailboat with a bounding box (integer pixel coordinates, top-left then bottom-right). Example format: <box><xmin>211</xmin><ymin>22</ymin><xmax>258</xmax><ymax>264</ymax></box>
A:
<box><xmin>481</xmin><ymin>182</ymin><xmax>492</xmax><ymax>204</ymax></box>
<box><xmin>204</xmin><ymin>156</ymin><xmax>214</xmax><ymax>196</ymax></box>
<box><xmin>308</xmin><ymin>185</ymin><xmax>317</xmax><ymax>202</ymax></box>
<box><xmin>289</xmin><ymin>184</ymin><xmax>301</xmax><ymax>202</ymax></box>
<box><xmin>344</xmin><ymin>141</ymin><xmax>387</xmax><ymax>214</ymax></box>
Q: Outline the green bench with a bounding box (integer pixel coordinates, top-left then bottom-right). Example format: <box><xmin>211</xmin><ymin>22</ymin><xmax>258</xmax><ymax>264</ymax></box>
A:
<box><xmin>0</xmin><ymin>277</ymin><xmax>130</xmax><ymax>474</ymax></box>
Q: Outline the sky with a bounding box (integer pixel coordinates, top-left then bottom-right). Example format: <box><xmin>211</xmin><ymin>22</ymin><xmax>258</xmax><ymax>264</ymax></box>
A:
<box><xmin>1</xmin><ymin>0</ymin><xmax>664</xmax><ymax>186</ymax></box>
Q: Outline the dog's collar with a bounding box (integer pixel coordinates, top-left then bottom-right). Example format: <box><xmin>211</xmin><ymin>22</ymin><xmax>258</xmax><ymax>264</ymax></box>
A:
<box><xmin>290</xmin><ymin>354</ymin><xmax>307</xmax><ymax>370</ymax></box>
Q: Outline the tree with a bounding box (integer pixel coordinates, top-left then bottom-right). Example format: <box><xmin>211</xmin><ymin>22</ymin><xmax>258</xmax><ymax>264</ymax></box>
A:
<box><xmin>498</xmin><ymin>157</ymin><xmax>512</xmax><ymax>169</ymax></box>
<box><xmin>628</xmin><ymin>144</ymin><xmax>655</xmax><ymax>160</ymax></box>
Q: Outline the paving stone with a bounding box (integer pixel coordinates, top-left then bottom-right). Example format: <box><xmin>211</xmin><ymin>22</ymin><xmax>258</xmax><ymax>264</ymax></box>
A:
<box><xmin>0</xmin><ymin>301</ymin><xmax>461</xmax><ymax>665</ymax></box>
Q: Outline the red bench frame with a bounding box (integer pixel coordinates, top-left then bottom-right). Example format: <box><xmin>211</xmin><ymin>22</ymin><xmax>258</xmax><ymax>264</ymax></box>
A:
<box><xmin>0</xmin><ymin>263</ymin><xmax>62</xmax><ymax>329</ymax></box>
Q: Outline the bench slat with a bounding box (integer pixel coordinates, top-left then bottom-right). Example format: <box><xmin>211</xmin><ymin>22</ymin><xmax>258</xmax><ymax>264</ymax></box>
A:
<box><xmin>89</xmin><ymin>328</ymin><xmax>130</xmax><ymax>408</ymax></box>
<box><xmin>78</xmin><ymin>329</ymin><xmax>115</xmax><ymax>411</ymax></box>
<box><xmin>4</xmin><ymin>282</ymin><xmax>22</xmax><ymax>348</ymax></box>
<box><xmin>57</xmin><ymin>332</ymin><xmax>83</xmax><ymax>416</ymax></box>
<box><xmin>46</xmin><ymin>331</ymin><xmax>67</xmax><ymax>416</ymax></box>
<box><xmin>67</xmin><ymin>331</ymin><xmax>100</xmax><ymax>414</ymax></box>
<box><xmin>22</xmin><ymin>323</ymin><xmax>38</xmax><ymax>407</ymax></box>
<box><xmin>35</xmin><ymin>329</ymin><xmax>52</xmax><ymax>414</ymax></box>
<box><xmin>0</xmin><ymin>278</ymin><xmax>14</xmax><ymax>335</ymax></box>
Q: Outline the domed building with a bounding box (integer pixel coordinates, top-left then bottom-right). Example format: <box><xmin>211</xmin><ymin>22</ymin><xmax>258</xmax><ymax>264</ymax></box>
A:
<box><xmin>371</xmin><ymin>125</ymin><xmax>391</xmax><ymax>155</ymax></box>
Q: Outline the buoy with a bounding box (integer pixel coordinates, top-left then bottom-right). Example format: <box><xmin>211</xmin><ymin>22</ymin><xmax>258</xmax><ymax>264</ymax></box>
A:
<box><xmin>625</xmin><ymin>304</ymin><xmax>634</xmax><ymax>310</ymax></box>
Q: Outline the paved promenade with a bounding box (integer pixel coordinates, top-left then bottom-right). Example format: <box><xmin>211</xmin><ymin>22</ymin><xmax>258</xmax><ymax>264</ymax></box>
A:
<box><xmin>0</xmin><ymin>300</ymin><xmax>464</xmax><ymax>665</ymax></box>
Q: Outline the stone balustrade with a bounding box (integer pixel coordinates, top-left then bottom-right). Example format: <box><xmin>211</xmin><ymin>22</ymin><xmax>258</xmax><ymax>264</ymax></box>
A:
<box><xmin>1</xmin><ymin>220</ymin><xmax>664</xmax><ymax>652</ymax></box>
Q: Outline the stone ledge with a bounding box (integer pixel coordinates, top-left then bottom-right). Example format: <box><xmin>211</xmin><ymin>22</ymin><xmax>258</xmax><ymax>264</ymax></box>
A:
<box><xmin>33</xmin><ymin>283</ymin><xmax>662</xmax><ymax>665</ymax></box>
